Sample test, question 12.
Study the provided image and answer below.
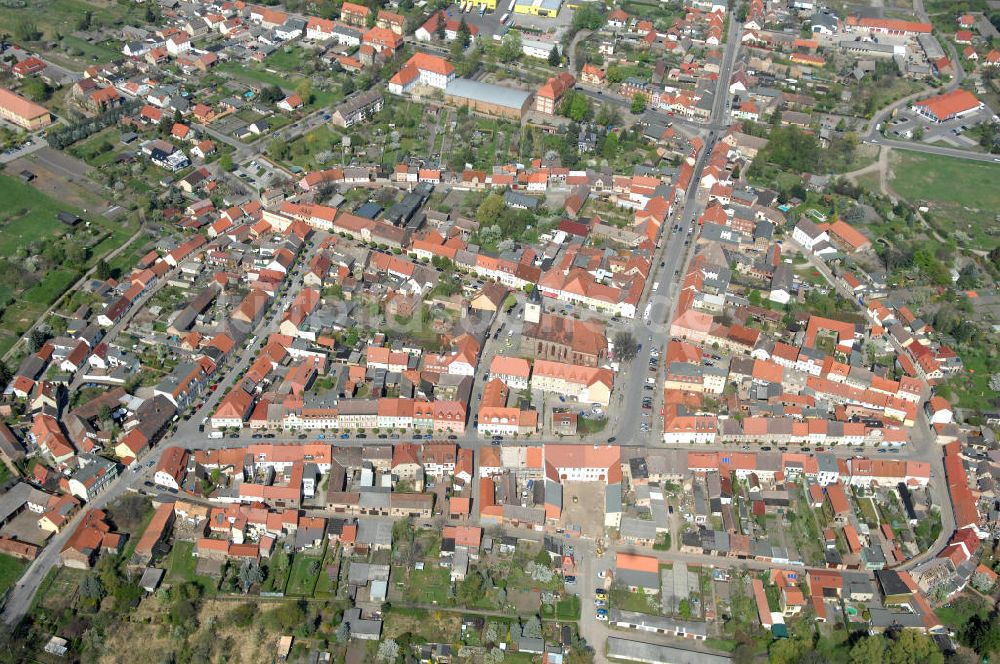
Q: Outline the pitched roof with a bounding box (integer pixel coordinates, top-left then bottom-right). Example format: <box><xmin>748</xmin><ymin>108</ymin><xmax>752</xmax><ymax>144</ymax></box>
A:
<box><xmin>913</xmin><ymin>89</ymin><xmax>982</xmax><ymax>120</ymax></box>
<box><xmin>0</xmin><ymin>87</ymin><xmax>49</xmax><ymax>121</ymax></box>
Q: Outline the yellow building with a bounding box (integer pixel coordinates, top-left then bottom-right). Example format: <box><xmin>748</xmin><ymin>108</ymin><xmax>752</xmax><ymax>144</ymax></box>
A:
<box><xmin>0</xmin><ymin>87</ymin><xmax>51</xmax><ymax>131</ymax></box>
<box><xmin>514</xmin><ymin>0</ymin><xmax>562</xmax><ymax>16</ymax></box>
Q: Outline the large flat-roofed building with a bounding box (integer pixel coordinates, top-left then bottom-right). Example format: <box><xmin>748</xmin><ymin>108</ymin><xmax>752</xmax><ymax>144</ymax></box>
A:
<box><xmin>514</xmin><ymin>0</ymin><xmax>562</xmax><ymax>16</ymax></box>
<box><xmin>444</xmin><ymin>79</ymin><xmax>533</xmax><ymax>120</ymax></box>
<box><xmin>607</xmin><ymin>638</ymin><xmax>731</xmax><ymax>664</ymax></box>
<box><xmin>0</xmin><ymin>87</ymin><xmax>52</xmax><ymax>130</ymax></box>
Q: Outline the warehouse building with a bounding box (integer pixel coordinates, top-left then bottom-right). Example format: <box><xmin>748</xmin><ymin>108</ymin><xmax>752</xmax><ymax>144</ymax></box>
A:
<box><xmin>444</xmin><ymin>79</ymin><xmax>533</xmax><ymax>120</ymax></box>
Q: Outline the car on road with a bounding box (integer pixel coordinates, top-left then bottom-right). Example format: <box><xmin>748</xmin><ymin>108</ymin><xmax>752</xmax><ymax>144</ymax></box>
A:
<box><xmin>596</xmin><ymin>609</ymin><xmax>608</xmax><ymax>621</ymax></box>
<box><xmin>356</xmin><ymin>434</ymin><xmax>367</xmax><ymax>439</ymax></box>
<box><xmin>447</xmin><ymin>434</ymin><xmax>458</xmax><ymax>440</ymax></box>
<box><xmin>297</xmin><ymin>433</ymin><xmax>308</xmax><ymax>439</ymax></box>
<box><xmin>594</xmin><ymin>599</ymin><xmax>606</xmax><ymax>608</ymax></box>
<box><xmin>595</xmin><ymin>587</ymin><xmax>607</xmax><ymax>597</ymax></box>
<box><xmin>339</xmin><ymin>434</ymin><xmax>350</xmax><ymax>440</ymax></box>
<box><xmin>317</xmin><ymin>434</ymin><xmax>326</xmax><ymax>439</ymax></box>
<box><xmin>565</xmin><ymin>575</ymin><xmax>576</xmax><ymax>584</ymax></box>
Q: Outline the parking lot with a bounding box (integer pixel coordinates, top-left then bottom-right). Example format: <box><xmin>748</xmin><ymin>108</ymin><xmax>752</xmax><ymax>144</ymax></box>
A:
<box><xmin>442</xmin><ymin>0</ymin><xmax>574</xmax><ymax>41</ymax></box>
<box><xmin>558</xmin><ymin>481</ymin><xmax>606</xmax><ymax>538</ymax></box>
<box><xmin>886</xmin><ymin>104</ymin><xmax>998</xmax><ymax>148</ymax></box>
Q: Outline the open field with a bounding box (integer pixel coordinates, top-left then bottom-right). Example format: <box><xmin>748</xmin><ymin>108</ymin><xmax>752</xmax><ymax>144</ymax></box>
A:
<box><xmin>0</xmin><ymin>173</ymin><xmax>137</xmax><ymax>356</ymax></box>
<box><xmin>890</xmin><ymin>151</ymin><xmax>1000</xmax><ymax>251</ymax></box>
<box><xmin>0</xmin><ymin>175</ymin><xmax>79</xmax><ymax>255</ymax></box>
<box><xmin>0</xmin><ymin>0</ymin><xmax>135</xmax><ymax>42</ymax></box>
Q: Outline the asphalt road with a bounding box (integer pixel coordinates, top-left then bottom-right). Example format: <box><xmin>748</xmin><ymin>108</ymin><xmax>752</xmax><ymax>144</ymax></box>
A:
<box><xmin>863</xmin><ymin>136</ymin><xmax>1000</xmax><ymax>163</ymax></box>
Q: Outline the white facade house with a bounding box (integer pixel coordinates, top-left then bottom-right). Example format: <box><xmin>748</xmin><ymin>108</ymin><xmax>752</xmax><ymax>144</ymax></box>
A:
<box><xmin>166</xmin><ymin>35</ymin><xmax>191</xmax><ymax>55</ymax></box>
<box><xmin>792</xmin><ymin>220</ymin><xmax>829</xmax><ymax>252</ymax></box>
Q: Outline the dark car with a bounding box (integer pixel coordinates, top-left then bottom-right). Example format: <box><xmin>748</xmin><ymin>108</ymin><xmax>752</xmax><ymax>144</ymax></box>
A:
<box><xmin>356</xmin><ymin>433</ymin><xmax>367</xmax><ymax>439</ymax></box>
<box><xmin>297</xmin><ymin>433</ymin><xmax>308</xmax><ymax>439</ymax></box>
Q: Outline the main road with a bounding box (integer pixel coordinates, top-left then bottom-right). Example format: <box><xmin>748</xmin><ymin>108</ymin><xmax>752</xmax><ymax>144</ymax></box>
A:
<box><xmin>611</xmin><ymin>12</ymin><xmax>742</xmax><ymax>447</ymax></box>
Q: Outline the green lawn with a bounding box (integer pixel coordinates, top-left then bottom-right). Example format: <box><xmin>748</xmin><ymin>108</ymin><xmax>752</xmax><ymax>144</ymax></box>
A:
<box><xmin>262</xmin><ymin>549</ymin><xmax>291</xmax><ymax>593</ymax></box>
<box><xmin>890</xmin><ymin>151</ymin><xmax>1000</xmax><ymax>250</ymax></box>
<box><xmin>0</xmin><ymin>175</ymin><xmax>80</xmax><ymax>255</ymax></box>
<box><xmin>263</xmin><ymin>45</ymin><xmax>311</xmax><ymax>73</ymax></box>
<box><xmin>856</xmin><ymin>496</ymin><xmax>880</xmax><ymax>528</ymax></box>
<box><xmin>936</xmin><ymin>594</ymin><xmax>989</xmax><ymax>630</ymax></box>
<box><xmin>555</xmin><ymin>594</ymin><xmax>581</xmax><ymax>620</ymax></box>
<box><xmin>68</xmin><ymin>127</ymin><xmax>123</xmax><ymax>167</ymax></box>
<box><xmin>0</xmin><ymin>553</ymin><xmax>26</xmax><ymax>595</ymax></box>
<box><xmin>166</xmin><ymin>541</ymin><xmax>217</xmax><ymax>594</ymax></box>
<box><xmin>284</xmin><ymin>124</ymin><xmax>345</xmax><ymax>170</ymax></box>
<box><xmin>285</xmin><ymin>550</ymin><xmax>324</xmax><ymax>596</ymax></box>
<box><xmin>217</xmin><ymin>62</ymin><xmax>294</xmax><ymax>91</ymax></box>
<box><xmin>610</xmin><ymin>586</ymin><xmax>660</xmax><ymax>613</ymax></box>
<box><xmin>0</xmin><ymin>0</ymin><xmax>136</xmax><ymax>42</ymax></box>
<box><xmin>60</xmin><ymin>34</ymin><xmax>121</xmax><ymax>63</ymax></box>
<box><xmin>939</xmin><ymin>342</ymin><xmax>1000</xmax><ymax>410</ymax></box>
<box><xmin>402</xmin><ymin>565</ymin><xmax>451</xmax><ymax>605</ymax></box>
<box><xmin>0</xmin><ymin>175</ymin><xmax>139</xmax><ymax>355</ymax></box>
